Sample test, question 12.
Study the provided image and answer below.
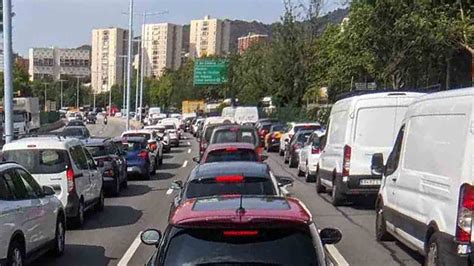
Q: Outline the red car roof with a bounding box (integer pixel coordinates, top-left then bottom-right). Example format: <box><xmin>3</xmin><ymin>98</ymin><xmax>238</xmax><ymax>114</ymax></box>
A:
<box><xmin>170</xmin><ymin>196</ymin><xmax>312</xmax><ymax>227</ymax></box>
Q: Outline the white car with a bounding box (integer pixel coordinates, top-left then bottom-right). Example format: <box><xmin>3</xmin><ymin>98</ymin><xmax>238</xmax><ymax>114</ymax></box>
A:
<box><xmin>161</xmin><ymin>123</ymin><xmax>179</xmax><ymax>147</ymax></box>
<box><xmin>192</xmin><ymin>118</ymin><xmax>205</xmax><ymax>136</ymax></box>
<box><xmin>160</xmin><ymin>118</ymin><xmax>183</xmax><ymax>139</ymax></box>
<box><xmin>233</xmin><ymin>106</ymin><xmax>259</xmax><ymax>125</ymax></box>
<box><xmin>0</xmin><ymin>162</ymin><xmax>66</xmax><ymax>265</ymax></box>
<box><xmin>2</xmin><ymin>137</ymin><xmax>105</xmax><ymax>228</ymax></box>
<box><xmin>122</xmin><ymin>130</ymin><xmax>163</xmax><ymax>167</ymax></box>
<box><xmin>279</xmin><ymin>122</ymin><xmax>321</xmax><ymax>156</ymax></box>
<box><xmin>316</xmin><ymin>91</ymin><xmax>424</xmax><ymax>206</ymax></box>
<box><xmin>144</xmin><ymin>125</ymin><xmax>171</xmax><ymax>152</ymax></box>
<box><xmin>297</xmin><ymin>130</ymin><xmax>325</xmax><ymax>182</ymax></box>
<box><xmin>372</xmin><ymin>87</ymin><xmax>474</xmax><ymax>265</ymax></box>
<box><xmin>66</xmin><ymin>112</ymin><xmax>78</xmax><ymax>122</ymax></box>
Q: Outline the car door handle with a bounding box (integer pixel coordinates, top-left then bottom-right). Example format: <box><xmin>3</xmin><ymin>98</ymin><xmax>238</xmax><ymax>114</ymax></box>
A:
<box><xmin>391</xmin><ymin>177</ymin><xmax>397</xmax><ymax>182</ymax></box>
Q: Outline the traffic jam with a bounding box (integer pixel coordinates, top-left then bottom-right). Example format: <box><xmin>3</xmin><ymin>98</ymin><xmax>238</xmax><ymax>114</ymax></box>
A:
<box><xmin>1</xmin><ymin>88</ymin><xmax>474</xmax><ymax>266</ymax></box>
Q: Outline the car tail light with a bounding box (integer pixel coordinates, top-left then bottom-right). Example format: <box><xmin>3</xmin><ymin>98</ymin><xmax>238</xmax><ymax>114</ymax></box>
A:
<box><xmin>312</xmin><ymin>147</ymin><xmax>321</xmax><ymax>154</ymax></box>
<box><xmin>215</xmin><ymin>175</ymin><xmax>244</xmax><ymax>183</ymax></box>
<box><xmin>226</xmin><ymin>147</ymin><xmax>238</xmax><ymax>152</ymax></box>
<box><xmin>456</xmin><ymin>184</ymin><xmax>474</xmax><ymax>243</ymax></box>
<box><xmin>293</xmin><ymin>143</ymin><xmax>302</xmax><ymax>150</ymax></box>
<box><xmin>149</xmin><ymin>142</ymin><xmax>157</xmax><ymax>151</ymax></box>
<box><xmin>104</xmin><ymin>169</ymin><xmax>114</xmax><ymax>177</ymax></box>
<box><xmin>139</xmin><ymin>150</ymin><xmax>149</xmax><ymax>160</ymax></box>
<box><xmin>223</xmin><ymin>230</ymin><xmax>258</xmax><ymax>237</ymax></box>
<box><xmin>342</xmin><ymin>145</ymin><xmax>351</xmax><ymax>177</ymax></box>
<box><xmin>66</xmin><ymin>166</ymin><xmax>75</xmax><ymax>192</ymax></box>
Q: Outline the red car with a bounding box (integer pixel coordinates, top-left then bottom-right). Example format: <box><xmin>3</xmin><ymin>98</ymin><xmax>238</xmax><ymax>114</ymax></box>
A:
<box><xmin>197</xmin><ymin>142</ymin><xmax>262</xmax><ymax>163</ymax></box>
<box><xmin>140</xmin><ymin>195</ymin><xmax>343</xmax><ymax>265</ymax></box>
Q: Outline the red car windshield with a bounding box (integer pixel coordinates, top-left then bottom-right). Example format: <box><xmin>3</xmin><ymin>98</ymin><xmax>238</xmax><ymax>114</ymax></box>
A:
<box><xmin>204</xmin><ymin>149</ymin><xmax>258</xmax><ymax>163</ymax></box>
<box><xmin>162</xmin><ymin>227</ymin><xmax>320</xmax><ymax>266</ymax></box>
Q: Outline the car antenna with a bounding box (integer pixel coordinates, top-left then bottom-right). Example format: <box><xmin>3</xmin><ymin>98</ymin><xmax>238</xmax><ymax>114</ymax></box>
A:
<box><xmin>236</xmin><ymin>194</ymin><xmax>246</xmax><ymax>215</ymax></box>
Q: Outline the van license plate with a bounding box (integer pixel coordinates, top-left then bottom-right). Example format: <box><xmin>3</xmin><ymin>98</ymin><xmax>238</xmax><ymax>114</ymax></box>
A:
<box><xmin>360</xmin><ymin>179</ymin><xmax>381</xmax><ymax>186</ymax></box>
<box><xmin>127</xmin><ymin>167</ymin><xmax>133</xmax><ymax>172</ymax></box>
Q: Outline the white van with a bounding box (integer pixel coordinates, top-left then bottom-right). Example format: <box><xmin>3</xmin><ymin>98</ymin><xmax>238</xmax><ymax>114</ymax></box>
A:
<box><xmin>372</xmin><ymin>87</ymin><xmax>474</xmax><ymax>265</ymax></box>
<box><xmin>234</xmin><ymin>107</ymin><xmax>259</xmax><ymax>124</ymax></box>
<box><xmin>316</xmin><ymin>91</ymin><xmax>424</xmax><ymax>206</ymax></box>
<box><xmin>2</xmin><ymin>137</ymin><xmax>104</xmax><ymax>227</ymax></box>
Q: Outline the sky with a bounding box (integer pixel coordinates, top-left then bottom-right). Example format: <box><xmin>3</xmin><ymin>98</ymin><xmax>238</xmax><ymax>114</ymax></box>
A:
<box><xmin>12</xmin><ymin>0</ymin><xmax>345</xmax><ymax>56</ymax></box>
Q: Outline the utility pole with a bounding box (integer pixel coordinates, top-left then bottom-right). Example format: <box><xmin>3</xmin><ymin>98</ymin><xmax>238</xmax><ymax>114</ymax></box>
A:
<box><xmin>137</xmin><ymin>11</ymin><xmax>168</xmax><ymax>122</ymax></box>
<box><xmin>3</xmin><ymin>0</ymin><xmax>14</xmax><ymax>143</ymax></box>
<box><xmin>76</xmin><ymin>76</ymin><xmax>81</xmax><ymax>108</ymax></box>
<box><xmin>135</xmin><ymin>41</ymin><xmax>140</xmax><ymax>119</ymax></box>
<box><xmin>119</xmin><ymin>55</ymin><xmax>127</xmax><ymax>112</ymax></box>
<box><xmin>126</xmin><ymin>0</ymin><xmax>134</xmax><ymax>130</ymax></box>
<box><xmin>58</xmin><ymin>79</ymin><xmax>67</xmax><ymax>108</ymax></box>
<box><xmin>42</xmin><ymin>83</ymin><xmax>49</xmax><ymax>111</ymax></box>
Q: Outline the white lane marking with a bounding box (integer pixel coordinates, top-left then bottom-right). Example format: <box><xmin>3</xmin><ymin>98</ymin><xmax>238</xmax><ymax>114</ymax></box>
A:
<box><xmin>182</xmin><ymin>160</ymin><xmax>188</xmax><ymax>168</ymax></box>
<box><xmin>187</xmin><ymin>149</ymin><xmax>191</xmax><ymax>154</ymax></box>
<box><xmin>117</xmin><ymin>231</ymin><xmax>142</xmax><ymax>266</ymax></box>
<box><xmin>187</xmin><ymin>141</ymin><xmax>191</xmax><ymax>146</ymax></box>
<box><xmin>326</xmin><ymin>244</ymin><xmax>349</xmax><ymax>266</ymax></box>
<box><xmin>166</xmin><ymin>188</ymin><xmax>173</xmax><ymax>195</ymax></box>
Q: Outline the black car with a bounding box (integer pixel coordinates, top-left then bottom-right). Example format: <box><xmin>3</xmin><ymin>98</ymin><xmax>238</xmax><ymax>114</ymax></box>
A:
<box><xmin>167</xmin><ymin>161</ymin><xmax>292</xmax><ymax>220</ymax></box>
<box><xmin>284</xmin><ymin>130</ymin><xmax>313</xmax><ymax>168</ymax></box>
<box><xmin>61</xmin><ymin>126</ymin><xmax>90</xmax><ymax>139</ymax></box>
<box><xmin>66</xmin><ymin>120</ymin><xmax>85</xmax><ymax>127</ymax></box>
<box><xmin>83</xmin><ymin>138</ymin><xmax>128</xmax><ymax>196</ymax></box>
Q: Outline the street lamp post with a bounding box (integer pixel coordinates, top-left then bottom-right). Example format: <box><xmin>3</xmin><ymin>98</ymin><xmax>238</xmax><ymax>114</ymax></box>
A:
<box><xmin>76</xmin><ymin>77</ymin><xmax>81</xmax><ymax>109</ymax></box>
<box><xmin>126</xmin><ymin>0</ymin><xmax>134</xmax><ymax>130</ymax></box>
<box><xmin>42</xmin><ymin>83</ymin><xmax>49</xmax><ymax>112</ymax></box>
<box><xmin>58</xmin><ymin>79</ymin><xmax>67</xmax><ymax>108</ymax></box>
<box><xmin>3</xmin><ymin>0</ymin><xmax>14</xmax><ymax>143</ymax></box>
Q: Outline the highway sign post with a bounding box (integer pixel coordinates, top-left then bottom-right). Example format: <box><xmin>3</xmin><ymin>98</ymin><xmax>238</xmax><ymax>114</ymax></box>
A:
<box><xmin>194</xmin><ymin>59</ymin><xmax>228</xmax><ymax>85</ymax></box>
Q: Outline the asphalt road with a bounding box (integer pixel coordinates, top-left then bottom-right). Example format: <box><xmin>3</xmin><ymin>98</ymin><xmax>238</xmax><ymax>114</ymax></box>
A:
<box><xmin>34</xmin><ymin>117</ymin><xmax>424</xmax><ymax>266</ymax></box>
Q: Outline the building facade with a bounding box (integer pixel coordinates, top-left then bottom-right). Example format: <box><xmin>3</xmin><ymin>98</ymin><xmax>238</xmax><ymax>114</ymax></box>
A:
<box><xmin>189</xmin><ymin>16</ymin><xmax>230</xmax><ymax>58</ymax></box>
<box><xmin>142</xmin><ymin>23</ymin><xmax>183</xmax><ymax>78</ymax></box>
<box><xmin>28</xmin><ymin>47</ymin><xmax>90</xmax><ymax>81</ymax></box>
<box><xmin>91</xmin><ymin>27</ymin><xmax>128</xmax><ymax>93</ymax></box>
<box><xmin>238</xmin><ymin>33</ymin><xmax>269</xmax><ymax>54</ymax></box>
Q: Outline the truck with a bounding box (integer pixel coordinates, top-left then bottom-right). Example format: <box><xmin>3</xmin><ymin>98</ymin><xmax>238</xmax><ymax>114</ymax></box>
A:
<box><xmin>182</xmin><ymin>100</ymin><xmax>205</xmax><ymax>114</ymax></box>
<box><xmin>1</xmin><ymin>97</ymin><xmax>41</xmax><ymax>136</ymax></box>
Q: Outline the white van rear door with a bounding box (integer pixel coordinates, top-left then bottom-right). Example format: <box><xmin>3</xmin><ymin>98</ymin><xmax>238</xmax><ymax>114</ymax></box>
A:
<box><xmin>351</xmin><ymin>97</ymin><xmax>406</xmax><ymax>176</ymax></box>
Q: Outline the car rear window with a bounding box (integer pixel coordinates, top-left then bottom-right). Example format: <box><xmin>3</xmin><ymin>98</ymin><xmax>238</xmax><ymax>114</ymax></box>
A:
<box><xmin>163</xmin><ymin>227</ymin><xmax>319</xmax><ymax>266</ymax></box>
<box><xmin>185</xmin><ymin>177</ymin><xmax>275</xmax><ymax>199</ymax></box>
<box><xmin>212</xmin><ymin>129</ymin><xmax>257</xmax><ymax>146</ymax></box>
<box><xmin>294</xmin><ymin>125</ymin><xmax>320</xmax><ymax>132</ymax></box>
<box><xmin>261</xmin><ymin>124</ymin><xmax>272</xmax><ymax>131</ymax></box>
<box><xmin>86</xmin><ymin>145</ymin><xmax>108</xmax><ymax>157</ymax></box>
<box><xmin>62</xmin><ymin>127</ymin><xmax>85</xmax><ymax>136</ymax></box>
<box><xmin>204</xmin><ymin>125</ymin><xmax>220</xmax><ymax>142</ymax></box>
<box><xmin>272</xmin><ymin>124</ymin><xmax>285</xmax><ymax>132</ymax></box>
<box><xmin>3</xmin><ymin>149</ymin><xmax>69</xmax><ymax>174</ymax></box>
<box><xmin>297</xmin><ymin>132</ymin><xmax>312</xmax><ymax>143</ymax></box>
<box><xmin>123</xmin><ymin>141</ymin><xmax>147</xmax><ymax>151</ymax></box>
<box><xmin>123</xmin><ymin>133</ymin><xmax>150</xmax><ymax>141</ymax></box>
<box><xmin>205</xmin><ymin>149</ymin><xmax>258</xmax><ymax>163</ymax></box>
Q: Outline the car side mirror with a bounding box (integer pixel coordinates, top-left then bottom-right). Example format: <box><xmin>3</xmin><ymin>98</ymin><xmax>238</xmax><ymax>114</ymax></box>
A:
<box><xmin>320</xmin><ymin>228</ymin><xmax>342</xmax><ymax>245</ymax></box>
<box><xmin>141</xmin><ymin>229</ymin><xmax>162</xmax><ymax>247</ymax></box>
<box><xmin>192</xmin><ymin>157</ymin><xmax>200</xmax><ymax>163</ymax></box>
<box><xmin>170</xmin><ymin>180</ymin><xmax>183</xmax><ymax>190</ymax></box>
<box><xmin>371</xmin><ymin>153</ymin><xmax>384</xmax><ymax>176</ymax></box>
<box><xmin>42</xmin><ymin>185</ymin><xmax>55</xmax><ymax>196</ymax></box>
<box><xmin>277</xmin><ymin>176</ymin><xmax>293</xmax><ymax>187</ymax></box>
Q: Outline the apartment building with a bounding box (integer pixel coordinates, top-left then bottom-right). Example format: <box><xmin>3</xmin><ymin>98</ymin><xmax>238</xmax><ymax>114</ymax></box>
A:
<box><xmin>91</xmin><ymin>27</ymin><xmax>128</xmax><ymax>93</ymax></box>
<box><xmin>28</xmin><ymin>47</ymin><xmax>90</xmax><ymax>81</ymax></box>
<box><xmin>142</xmin><ymin>23</ymin><xmax>183</xmax><ymax>78</ymax></box>
<box><xmin>189</xmin><ymin>15</ymin><xmax>230</xmax><ymax>58</ymax></box>
<box><xmin>238</xmin><ymin>33</ymin><xmax>269</xmax><ymax>54</ymax></box>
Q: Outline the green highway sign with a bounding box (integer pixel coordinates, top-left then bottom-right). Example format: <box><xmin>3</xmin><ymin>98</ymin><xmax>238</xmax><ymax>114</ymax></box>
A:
<box><xmin>194</xmin><ymin>59</ymin><xmax>228</xmax><ymax>86</ymax></box>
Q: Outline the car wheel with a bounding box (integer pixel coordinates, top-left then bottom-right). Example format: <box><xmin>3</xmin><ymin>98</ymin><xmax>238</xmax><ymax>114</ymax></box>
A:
<box><xmin>284</xmin><ymin>151</ymin><xmax>289</xmax><ymax>164</ymax></box>
<box><xmin>315</xmin><ymin>172</ymin><xmax>326</xmax><ymax>193</ymax></box>
<box><xmin>426</xmin><ymin>233</ymin><xmax>444</xmax><ymax>266</ymax></box>
<box><xmin>159</xmin><ymin>156</ymin><xmax>163</xmax><ymax>166</ymax></box>
<box><xmin>95</xmin><ymin>189</ymin><xmax>104</xmax><ymax>212</ymax></box>
<box><xmin>375</xmin><ymin>202</ymin><xmax>393</xmax><ymax>241</ymax></box>
<box><xmin>297</xmin><ymin>163</ymin><xmax>304</xmax><ymax>176</ymax></box>
<box><xmin>289</xmin><ymin>154</ymin><xmax>296</xmax><ymax>168</ymax></box>
<box><xmin>331</xmin><ymin>177</ymin><xmax>345</xmax><ymax>206</ymax></box>
<box><xmin>53</xmin><ymin>217</ymin><xmax>65</xmax><ymax>256</ymax></box>
<box><xmin>71</xmin><ymin>199</ymin><xmax>85</xmax><ymax>228</ymax></box>
<box><xmin>305</xmin><ymin>167</ymin><xmax>315</xmax><ymax>182</ymax></box>
<box><xmin>7</xmin><ymin>240</ymin><xmax>24</xmax><ymax>266</ymax></box>
<box><xmin>279</xmin><ymin>149</ymin><xmax>284</xmax><ymax>156</ymax></box>
<box><xmin>112</xmin><ymin>178</ymin><xmax>120</xmax><ymax>197</ymax></box>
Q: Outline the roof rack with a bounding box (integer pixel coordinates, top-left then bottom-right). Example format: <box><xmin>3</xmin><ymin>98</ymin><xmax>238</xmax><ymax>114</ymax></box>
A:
<box><xmin>17</xmin><ymin>133</ymin><xmax>66</xmax><ymax>141</ymax></box>
<box><xmin>334</xmin><ymin>84</ymin><xmax>442</xmax><ymax>102</ymax></box>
